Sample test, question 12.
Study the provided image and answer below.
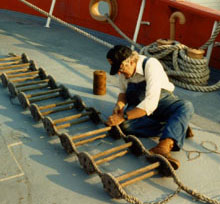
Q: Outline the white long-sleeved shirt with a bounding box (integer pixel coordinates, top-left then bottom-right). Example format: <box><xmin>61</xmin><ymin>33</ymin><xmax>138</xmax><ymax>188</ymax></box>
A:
<box><xmin>118</xmin><ymin>55</ymin><xmax>175</xmax><ymax>116</ymax></box>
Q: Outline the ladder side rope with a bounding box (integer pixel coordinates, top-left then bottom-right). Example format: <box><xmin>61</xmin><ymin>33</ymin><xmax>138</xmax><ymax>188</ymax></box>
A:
<box><xmin>115</xmin><ymin>126</ymin><xmax>220</xmax><ymax>204</ymax></box>
<box><xmin>18</xmin><ymin>0</ymin><xmax>114</xmax><ymax>49</ymax></box>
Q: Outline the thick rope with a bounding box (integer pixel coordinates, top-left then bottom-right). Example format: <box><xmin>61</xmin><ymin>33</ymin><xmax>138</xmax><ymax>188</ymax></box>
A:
<box><xmin>115</xmin><ymin>126</ymin><xmax>220</xmax><ymax>204</ymax></box>
<box><xmin>104</xmin><ymin>14</ymin><xmax>143</xmax><ymax>50</ymax></box>
<box><xmin>18</xmin><ymin>0</ymin><xmax>114</xmax><ymax>49</ymax></box>
<box><xmin>200</xmin><ymin>21</ymin><xmax>220</xmax><ymax>50</ymax></box>
<box><xmin>140</xmin><ymin>42</ymin><xmax>220</xmax><ymax>92</ymax></box>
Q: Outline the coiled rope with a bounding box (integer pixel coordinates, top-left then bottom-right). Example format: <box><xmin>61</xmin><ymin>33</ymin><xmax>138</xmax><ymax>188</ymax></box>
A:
<box><xmin>105</xmin><ymin>13</ymin><xmax>220</xmax><ymax>92</ymax></box>
<box><xmin>140</xmin><ymin>41</ymin><xmax>220</xmax><ymax>92</ymax></box>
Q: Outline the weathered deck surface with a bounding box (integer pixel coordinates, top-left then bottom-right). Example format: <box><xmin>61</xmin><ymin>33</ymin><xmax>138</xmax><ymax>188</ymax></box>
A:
<box><xmin>0</xmin><ymin>9</ymin><xmax>220</xmax><ymax>204</ymax></box>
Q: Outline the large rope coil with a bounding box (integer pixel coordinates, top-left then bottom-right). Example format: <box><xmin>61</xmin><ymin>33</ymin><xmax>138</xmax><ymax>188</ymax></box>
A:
<box><xmin>105</xmin><ymin>11</ymin><xmax>220</xmax><ymax>92</ymax></box>
<box><xmin>140</xmin><ymin>42</ymin><xmax>220</xmax><ymax>92</ymax></box>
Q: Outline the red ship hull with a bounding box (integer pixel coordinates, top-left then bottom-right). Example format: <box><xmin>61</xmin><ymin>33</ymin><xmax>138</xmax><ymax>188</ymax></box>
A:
<box><xmin>1</xmin><ymin>0</ymin><xmax>220</xmax><ymax>69</ymax></box>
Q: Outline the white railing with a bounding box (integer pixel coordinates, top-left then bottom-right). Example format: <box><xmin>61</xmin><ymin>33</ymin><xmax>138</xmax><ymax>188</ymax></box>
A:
<box><xmin>131</xmin><ymin>0</ymin><xmax>150</xmax><ymax>50</ymax></box>
<box><xmin>45</xmin><ymin>0</ymin><xmax>57</xmax><ymax>28</ymax></box>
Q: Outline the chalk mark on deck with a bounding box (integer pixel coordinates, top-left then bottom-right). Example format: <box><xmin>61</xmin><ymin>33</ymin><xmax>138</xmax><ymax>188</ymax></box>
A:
<box><xmin>0</xmin><ymin>142</ymin><xmax>24</xmax><ymax>182</ymax></box>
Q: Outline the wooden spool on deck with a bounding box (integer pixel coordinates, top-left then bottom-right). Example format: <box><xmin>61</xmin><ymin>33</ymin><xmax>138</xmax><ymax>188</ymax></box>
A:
<box><xmin>93</xmin><ymin>70</ymin><xmax>106</xmax><ymax>95</ymax></box>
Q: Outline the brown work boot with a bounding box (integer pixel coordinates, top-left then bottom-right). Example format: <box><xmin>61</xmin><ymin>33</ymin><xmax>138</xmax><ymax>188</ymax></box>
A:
<box><xmin>186</xmin><ymin>126</ymin><xmax>194</xmax><ymax>138</ymax></box>
<box><xmin>149</xmin><ymin>138</ymin><xmax>180</xmax><ymax>170</ymax></box>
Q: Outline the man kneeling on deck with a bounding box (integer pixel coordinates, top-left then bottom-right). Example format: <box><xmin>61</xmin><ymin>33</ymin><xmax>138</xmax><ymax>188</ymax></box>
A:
<box><xmin>106</xmin><ymin>45</ymin><xmax>194</xmax><ymax>170</ymax></box>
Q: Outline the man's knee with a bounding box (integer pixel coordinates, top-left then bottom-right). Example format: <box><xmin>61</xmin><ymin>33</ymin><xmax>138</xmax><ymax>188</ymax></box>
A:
<box><xmin>181</xmin><ymin>100</ymin><xmax>194</xmax><ymax>118</ymax></box>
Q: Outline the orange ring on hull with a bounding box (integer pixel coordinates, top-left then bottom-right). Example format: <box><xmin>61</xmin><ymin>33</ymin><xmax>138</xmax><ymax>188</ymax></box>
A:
<box><xmin>89</xmin><ymin>0</ymin><xmax>118</xmax><ymax>22</ymax></box>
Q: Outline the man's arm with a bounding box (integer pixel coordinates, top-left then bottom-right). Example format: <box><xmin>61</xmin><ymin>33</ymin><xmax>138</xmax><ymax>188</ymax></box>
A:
<box><xmin>106</xmin><ymin>107</ymin><xmax>146</xmax><ymax>126</ymax></box>
<box><xmin>113</xmin><ymin>92</ymin><xmax>127</xmax><ymax>114</ymax></box>
<box><xmin>107</xmin><ymin>89</ymin><xmax>148</xmax><ymax>126</ymax></box>
<box><xmin>125</xmin><ymin>107</ymin><xmax>146</xmax><ymax>120</ymax></box>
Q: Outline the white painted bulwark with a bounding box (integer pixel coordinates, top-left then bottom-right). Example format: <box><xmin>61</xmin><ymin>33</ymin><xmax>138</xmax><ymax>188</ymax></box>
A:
<box><xmin>186</xmin><ymin>0</ymin><xmax>220</xmax><ymax>10</ymax></box>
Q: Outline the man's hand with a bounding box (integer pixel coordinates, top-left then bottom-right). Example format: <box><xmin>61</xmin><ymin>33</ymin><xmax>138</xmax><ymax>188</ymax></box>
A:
<box><xmin>106</xmin><ymin>113</ymin><xmax>124</xmax><ymax>126</ymax></box>
<box><xmin>113</xmin><ymin>93</ymin><xmax>126</xmax><ymax>114</ymax></box>
<box><xmin>113</xmin><ymin>103</ymin><xmax>124</xmax><ymax>114</ymax></box>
